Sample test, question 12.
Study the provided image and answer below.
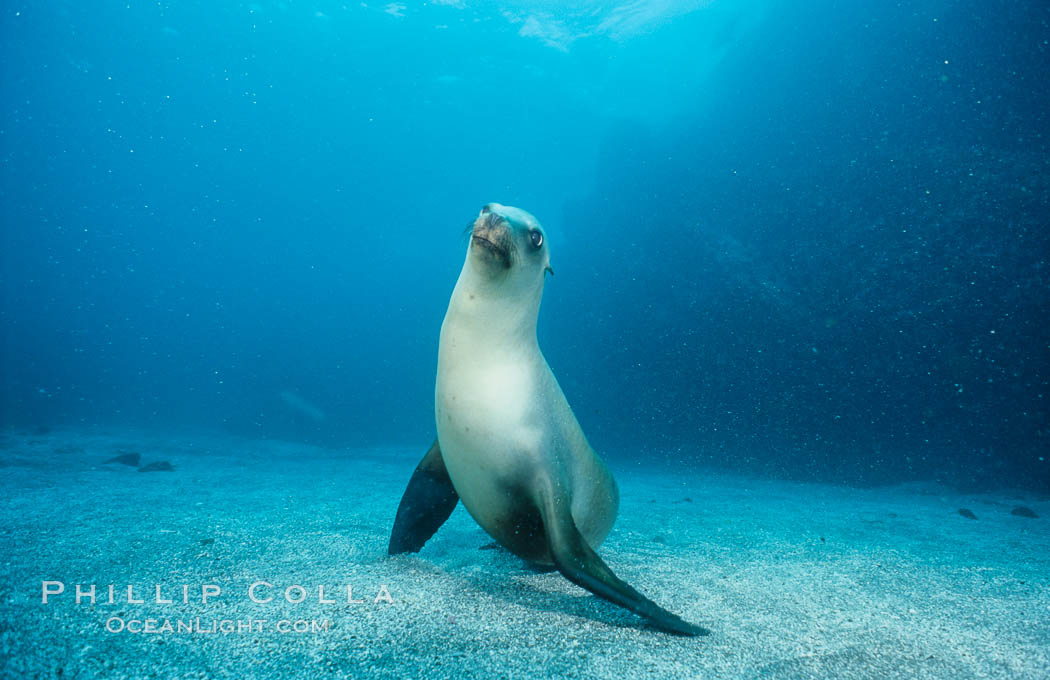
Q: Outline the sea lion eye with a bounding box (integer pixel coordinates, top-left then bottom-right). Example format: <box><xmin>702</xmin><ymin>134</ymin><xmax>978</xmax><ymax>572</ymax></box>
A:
<box><xmin>529</xmin><ymin>230</ymin><xmax>543</xmax><ymax>248</ymax></box>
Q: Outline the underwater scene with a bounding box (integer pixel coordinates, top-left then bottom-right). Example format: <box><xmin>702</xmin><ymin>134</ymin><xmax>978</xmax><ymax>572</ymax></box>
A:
<box><xmin>1</xmin><ymin>1</ymin><xmax>1047</xmax><ymax>678</ymax></box>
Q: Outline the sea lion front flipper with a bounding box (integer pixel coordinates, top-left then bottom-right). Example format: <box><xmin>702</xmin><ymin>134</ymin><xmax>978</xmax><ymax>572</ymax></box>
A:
<box><xmin>540</xmin><ymin>484</ymin><xmax>709</xmax><ymax>637</ymax></box>
<box><xmin>388</xmin><ymin>440</ymin><xmax>459</xmax><ymax>555</ymax></box>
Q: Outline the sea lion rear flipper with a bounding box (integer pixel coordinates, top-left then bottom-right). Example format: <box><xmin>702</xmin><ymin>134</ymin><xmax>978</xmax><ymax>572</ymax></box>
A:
<box><xmin>540</xmin><ymin>485</ymin><xmax>709</xmax><ymax>636</ymax></box>
<box><xmin>388</xmin><ymin>440</ymin><xmax>459</xmax><ymax>555</ymax></box>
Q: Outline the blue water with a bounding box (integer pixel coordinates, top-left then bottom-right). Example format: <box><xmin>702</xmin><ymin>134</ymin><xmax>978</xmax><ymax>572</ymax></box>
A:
<box><xmin>1</xmin><ymin>1</ymin><xmax>1047</xmax><ymax>491</ymax></box>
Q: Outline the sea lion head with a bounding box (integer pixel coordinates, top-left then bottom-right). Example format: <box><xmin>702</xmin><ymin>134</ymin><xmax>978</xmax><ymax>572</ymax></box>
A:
<box><xmin>467</xmin><ymin>203</ymin><xmax>553</xmax><ymax>285</ymax></box>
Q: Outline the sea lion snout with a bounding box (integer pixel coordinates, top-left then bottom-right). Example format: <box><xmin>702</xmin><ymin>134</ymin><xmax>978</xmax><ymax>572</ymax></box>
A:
<box><xmin>470</xmin><ymin>209</ymin><xmax>515</xmax><ymax>267</ymax></box>
<box><xmin>472</xmin><ymin>212</ymin><xmax>508</xmax><ymax>240</ymax></box>
<box><xmin>476</xmin><ymin>210</ymin><xmax>506</xmax><ymax>230</ymax></box>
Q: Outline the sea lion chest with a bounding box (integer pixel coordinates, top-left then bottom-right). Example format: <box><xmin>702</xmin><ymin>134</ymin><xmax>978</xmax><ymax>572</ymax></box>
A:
<box><xmin>435</xmin><ymin>339</ymin><xmax>551</xmax><ymax>527</ymax></box>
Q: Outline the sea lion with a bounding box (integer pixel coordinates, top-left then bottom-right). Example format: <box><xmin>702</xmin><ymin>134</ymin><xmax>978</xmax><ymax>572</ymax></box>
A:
<box><xmin>389</xmin><ymin>203</ymin><xmax>706</xmax><ymax>636</ymax></box>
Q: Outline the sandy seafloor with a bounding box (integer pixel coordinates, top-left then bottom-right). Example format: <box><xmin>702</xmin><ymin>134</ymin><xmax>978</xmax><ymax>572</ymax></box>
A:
<box><xmin>0</xmin><ymin>428</ymin><xmax>1047</xmax><ymax>680</ymax></box>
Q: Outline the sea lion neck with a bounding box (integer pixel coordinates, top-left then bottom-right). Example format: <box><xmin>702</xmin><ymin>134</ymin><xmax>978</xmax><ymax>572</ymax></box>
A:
<box><xmin>442</xmin><ymin>257</ymin><xmax>545</xmax><ymax>351</ymax></box>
